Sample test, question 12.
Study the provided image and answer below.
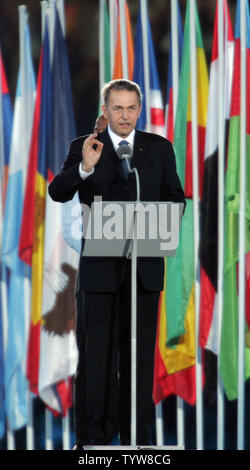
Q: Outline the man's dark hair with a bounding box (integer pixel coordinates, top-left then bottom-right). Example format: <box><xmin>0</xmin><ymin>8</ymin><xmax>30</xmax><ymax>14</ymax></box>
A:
<box><xmin>102</xmin><ymin>79</ymin><xmax>143</xmax><ymax>107</ymax></box>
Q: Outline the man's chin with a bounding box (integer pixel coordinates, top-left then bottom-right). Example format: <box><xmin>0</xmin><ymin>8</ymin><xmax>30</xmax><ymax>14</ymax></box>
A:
<box><xmin>118</xmin><ymin>125</ymin><xmax>131</xmax><ymax>137</ymax></box>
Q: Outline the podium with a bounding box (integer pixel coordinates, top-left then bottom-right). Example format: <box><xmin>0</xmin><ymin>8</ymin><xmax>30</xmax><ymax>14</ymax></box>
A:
<box><xmin>82</xmin><ymin>199</ymin><xmax>184</xmax><ymax>450</ymax></box>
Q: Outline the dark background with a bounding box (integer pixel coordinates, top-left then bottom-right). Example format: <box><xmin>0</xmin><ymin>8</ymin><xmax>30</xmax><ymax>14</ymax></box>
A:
<box><xmin>0</xmin><ymin>0</ymin><xmax>237</xmax><ymax>136</ymax></box>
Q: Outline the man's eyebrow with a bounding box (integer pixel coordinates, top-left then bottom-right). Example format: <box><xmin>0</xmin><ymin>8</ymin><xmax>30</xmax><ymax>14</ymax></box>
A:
<box><xmin>113</xmin><ymin>104</ymin><xmax>137</xmax><ymax>108</ymax></box>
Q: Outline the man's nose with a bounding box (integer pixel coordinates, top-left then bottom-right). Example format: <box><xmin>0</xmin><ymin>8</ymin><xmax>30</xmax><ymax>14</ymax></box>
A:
<box><xmin>121</xmin><ymin>109</ymin><xmax>129</xmax><ymax>120</ymax></box>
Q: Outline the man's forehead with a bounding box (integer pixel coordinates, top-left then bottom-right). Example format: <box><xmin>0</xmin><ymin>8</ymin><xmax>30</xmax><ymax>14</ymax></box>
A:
<box><xmin>108</xmin><ymin>89</ymin><xmax>140</xmax><ymax>105</ymax></box>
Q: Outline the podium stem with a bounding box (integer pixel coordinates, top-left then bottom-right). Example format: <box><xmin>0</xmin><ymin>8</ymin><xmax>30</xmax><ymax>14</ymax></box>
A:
<box><xmin>131</xmin><ymin>205</ymin><xmax>138</xmax><ymax>446</ymax></box>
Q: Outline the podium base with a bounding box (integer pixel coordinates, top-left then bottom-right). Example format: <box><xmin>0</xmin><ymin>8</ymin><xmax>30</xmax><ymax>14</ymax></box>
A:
<box><xmin>84</xmin><ymin>445</ymin><xmax>184</xmax><ymax>450</ymax></box>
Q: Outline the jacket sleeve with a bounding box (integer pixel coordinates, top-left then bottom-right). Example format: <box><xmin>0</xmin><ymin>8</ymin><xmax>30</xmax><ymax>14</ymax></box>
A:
<box><xmin>48</xmin><ymin>137</ymin><xmax>86</xmax><ymax>203</ymax></box>
<box><xmin>160</xmin><ymin>139</ymin><xmax>186</xmax><ymax>209</ymax></box>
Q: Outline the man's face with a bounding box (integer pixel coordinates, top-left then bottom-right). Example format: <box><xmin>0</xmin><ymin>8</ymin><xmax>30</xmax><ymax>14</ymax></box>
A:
<box><xmin>102</xmin><ymin>89</ymin><xmax>142</xmax><ymax>138</ymax></box>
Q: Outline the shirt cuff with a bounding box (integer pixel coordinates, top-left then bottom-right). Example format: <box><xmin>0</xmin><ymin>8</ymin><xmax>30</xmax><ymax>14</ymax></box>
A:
<box><xmin>79</xmin><ymin>162</ymin><xmax>94</xmax><ymax>180</ymax></box>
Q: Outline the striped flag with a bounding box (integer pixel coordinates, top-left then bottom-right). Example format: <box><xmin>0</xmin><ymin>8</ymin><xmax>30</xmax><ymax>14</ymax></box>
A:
<box><xmin>154</xmin><ymin>0</ymin><xmax>208</xmax><ymax>405</ymax></box>
<box><xmin>39</xmin><ymin>9</ymin><xmax>78</xmax><ymax>415</ymax></box>
<box><xmin>19</xmin><ymin>17</ymin><xmax>51</xmax><ymax>396</ymax></box>
<box><xmin>153</xmin><ymin>1</ymin><xmax>195</xmax><ymax>406</ymax></box>
<box><xmin>166</xmin><ymin>0</ymin><xmax>208</xmax><ymax>349</ymax></box>
<box><xmin>153</xmin><ymin>263</ymin><xmax>197</xmax><ymax>406</ymax></box>
<box><xmin>219</xmin><ymin>0</ymin><xmax>250</xmax><ymax>400</ymax></box>
<box><xmin>112</xmin><ymin>0</ymin><xmax>134</xmax><ymax>79</ymax></box>
<box><xmin>1</xmin><ymin>12</ymin><xmax>36</xmax><ymax>430</ymax></box>
<box><xmin>133</xmin><ymin>1</ymin><xmax>165</xmax><ymax>136</ymax></box>
<box><xmin>0</xmin><ymin>49</ymin><xmax>13</xmax><ymax>439</ymax></box>
<box><xmin>199</xmin><ymin>0</ymin><xmax>234</xmax><ymax>353</ymax></box>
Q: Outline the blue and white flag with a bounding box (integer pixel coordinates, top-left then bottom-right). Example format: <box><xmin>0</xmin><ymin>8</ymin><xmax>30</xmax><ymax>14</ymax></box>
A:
<box><xmin>133</xmin><ymin>1</ymin><xmax>165</xmax><ymax>136</ymax></box>
<box><xmin>0</xmin><ymin>48</ymin><xmax>13</xmax><ymax>439</ymax></box>
<box><xmin>1</xmin><ymin>13</ymin><xmax>36</xmax><ymax>431</ymax></box>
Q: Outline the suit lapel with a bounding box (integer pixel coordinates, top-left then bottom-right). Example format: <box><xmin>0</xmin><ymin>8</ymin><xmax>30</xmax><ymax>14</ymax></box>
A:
<box><xmin>131</xmin><ymin>130</ymin><xmax>147</xmax><ymax>173</ymax></box>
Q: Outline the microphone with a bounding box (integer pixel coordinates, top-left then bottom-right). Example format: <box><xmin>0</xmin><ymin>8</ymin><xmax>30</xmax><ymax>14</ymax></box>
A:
<box><xmin>116</xmin><ymin>143</ymin><xmax>132</xmax><ymax>161</ymax></box>
<box><xmin>117</xmin><ymin>142</ymin><xmax>140</xmax><ymax>202</ymax></box>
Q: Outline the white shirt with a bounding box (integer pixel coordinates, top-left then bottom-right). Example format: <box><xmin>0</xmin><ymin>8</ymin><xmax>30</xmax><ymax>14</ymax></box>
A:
<box><xmin>108</xmin><ymin>125</ymin><xmax>135</xmax><ymax>153</ymax></box>
<box><xmin>79</xmin><ymin>125</ymin><xmax>135</xmax><ymax>180</ymax></box>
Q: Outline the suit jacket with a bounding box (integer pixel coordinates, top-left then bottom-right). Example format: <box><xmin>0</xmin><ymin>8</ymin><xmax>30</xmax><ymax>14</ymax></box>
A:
<box><xmin>48</xmin><ymin>128</ymin><xmax>185</xmax><ymax>293</ymax></box>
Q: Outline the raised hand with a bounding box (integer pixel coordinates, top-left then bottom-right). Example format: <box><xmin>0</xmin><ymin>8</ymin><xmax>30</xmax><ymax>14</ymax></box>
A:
<box><xmin>81</xmin><ymin>133</ymin><xmax>104</xmax><ymax>172</ymax></box>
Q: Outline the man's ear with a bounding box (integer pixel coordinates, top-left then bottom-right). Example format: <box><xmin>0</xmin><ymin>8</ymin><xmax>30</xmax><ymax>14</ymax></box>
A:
<box><xmin>94</xmin><ymin>114</ymin><xmax>108</xmax><ymax>133</ymax></box>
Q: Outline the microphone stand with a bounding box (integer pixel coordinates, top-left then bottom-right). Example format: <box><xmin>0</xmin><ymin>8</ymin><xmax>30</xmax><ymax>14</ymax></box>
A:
<box><xmin>123</xmin><ymin>156</ymin><xmax>140</xmax><ymax>446</ymax></box>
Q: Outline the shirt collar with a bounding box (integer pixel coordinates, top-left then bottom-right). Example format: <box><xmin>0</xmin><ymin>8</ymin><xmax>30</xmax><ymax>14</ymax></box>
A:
<box><xmin>108</xmin><ymin>125</ymin><xmax>135</xmax><ymax>150</ymax></box>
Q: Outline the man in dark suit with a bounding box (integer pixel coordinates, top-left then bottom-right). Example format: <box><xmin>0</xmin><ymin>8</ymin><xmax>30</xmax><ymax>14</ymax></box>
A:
<box><xmin>48</xmin><ymin>79</ymin><xmax>185</xmax><ymax>448</ymax></box>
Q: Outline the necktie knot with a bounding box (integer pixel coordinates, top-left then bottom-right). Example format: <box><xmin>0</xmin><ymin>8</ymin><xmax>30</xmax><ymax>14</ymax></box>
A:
<box><xmin>118</xmin><ymin>140</ymin><xmax>129</xmax><ymax>147</ymax></box>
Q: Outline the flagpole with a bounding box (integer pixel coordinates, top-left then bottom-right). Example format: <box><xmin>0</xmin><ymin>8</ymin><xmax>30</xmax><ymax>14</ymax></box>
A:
<box><xmin>99</xmin><ymin>0</ymin><xmax>105</xmax><ymax>96</ymax></box>
<box><xmin>171</xmin><ymin>0</ymin><xmax>179</xmax><ymax>122</ymax></box>
<box><xmin>0</xmin><ymin>54</ymin><xmax>10</xmax><ymax>449</ymax></box>
<box><xmin>47</xmin><ymin>0</ymin><xmax>73</xmax><ymax>450</ymax></box>
<box><xmin>56</xmin><ymin>0</ymin><xmax>72</xmax><ymax>450</ymax></box>
<box><xmin>45</xmin><ymin>408</ymin><xmax>53</xmax><ymax>450</ymax></box>
<box><xmin>119</xmin><ymin>0</ymin><xmax>128</xmax><ymax>79</ymax></box>
<box><xmin>4</xmin><ymin>256</ymin><xmax>12</xmax><ymax>451</ymax></box>
<box><xmin>140</xmin><ymin>0</ymin><xmax>151</xmax><ymax>132</ymax></box>
<box><xmin>155</xmin><ymin>404</ymin><xmax>164</xmax><ymax>445</ymax></box>
<box><xmin>237</xmin><ymin>0</ymin><xmax>247</xmax><ymax>451</ymax></box>
<box><xmin>42</xmin><ymin>1</ymin><xmax>55</xmax><ymax>451</ymax></box>
<box><xmin>62</xmin><ymin>409</ymin><xmax>71</xmax><ymax>450</ymax></box>
<box><xmin>109</xmin><ymin>0</ymin><xmax>116</xmax><ymax>77</ymax></box>
<box><xmin>170</xmin><ymin>0</ymin><xmax>185</xmax><ymax>448</ymax></box>
<box><xmin>217</xmin><ymin>0</ymin><xmax>225</xmax><ymax>450</ymax></box>
<box><xmin>18</xmin><ymin>4</ymin><xmax>35</xmax><ymax>451</ymax></box>
<box><xmin>189</xmin><ymin>0</ymin><xmax>203</xmax><ymax>450</ymax></box>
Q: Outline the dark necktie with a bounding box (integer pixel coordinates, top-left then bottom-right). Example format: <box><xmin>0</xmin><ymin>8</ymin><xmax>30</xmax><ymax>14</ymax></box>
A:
<box><xmin>118</xmin><ymin>140</ymin><xmax>131</xmax><ymax>180</ymax></box>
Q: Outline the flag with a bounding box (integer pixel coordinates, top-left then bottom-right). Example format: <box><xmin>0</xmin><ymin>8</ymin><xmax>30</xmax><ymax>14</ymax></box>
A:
<box><xmin>19</xmin><ymin>17</ymin><xmax>51</xmax><ymax>397</ymax></box>
<box><xmin>98</xmin><ymin>0</ymin><xmax>111</xmax><ymax>111</ymax></box>
<box><xmin>219</xmin><ymin>0</ymin><xmax>250</xmax><ymax>400</ymax></box>
<box><xmin>153</xmin><ymin>0</ymin><xmax>209</xmax><ymax>405</ymax></box>
<box><xmin>61</xmin><ymin>1</ymin><xmax>112</xmax><ymax>256</ymax></box>
<box><xmin>0</xmin><ymin>49</ymin><xmax>13</xmax><ymax>439</ymax></box>
<box><xmin>0</xmin><ymin>50</ymin><xmax>13</xmax><ymax>206</ymax></box>
<box><xmin>112</xmin><ymin>0</ymin><xmax>134</xmax><ymax>79</ymax></box>
<box><xmin>165</xmin><ymin>3</ymin><xmax>183</xmax><ymax>143</ymax></box>
<box><xmin>153</xmin><ymin>0</ymin><xmax>195</xmax><ymax>406</ymax></box>
<box><xmin>133</xmin><ymin>1</ymin><xmax>165</xmax><ymax>136</ymax></box>
<box><xmin>199</xmin><ymin>0</ymin><xmax>234</xmax><ymax>353</ymax></box>
<box><xmin>153</xmin><ymin>261</ymin><xmax>197</xmax><ymax>405</ymax></box>
<box><xmin>100</xmin><ymin>0</ymin><xmax>111</xmax><ymax>89</ymax></box>
<box><xmin>39</xmin><ymin>9</ymin><xmax>78</xmax><ymax>415</ymax></box>
<box><xmin>1</xmin><ymin>16</ymin><xmax>36</xmax><ymax>430</ymax></box>
<box><xmin>0</xmin><ymin>48</ymin><xmax>13</xmax><ymax>251</ymax></box>
<box><xmin>166</xmin><ymin>0</ymin><xmax>208</xmax><ymax>349</ymax></box>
